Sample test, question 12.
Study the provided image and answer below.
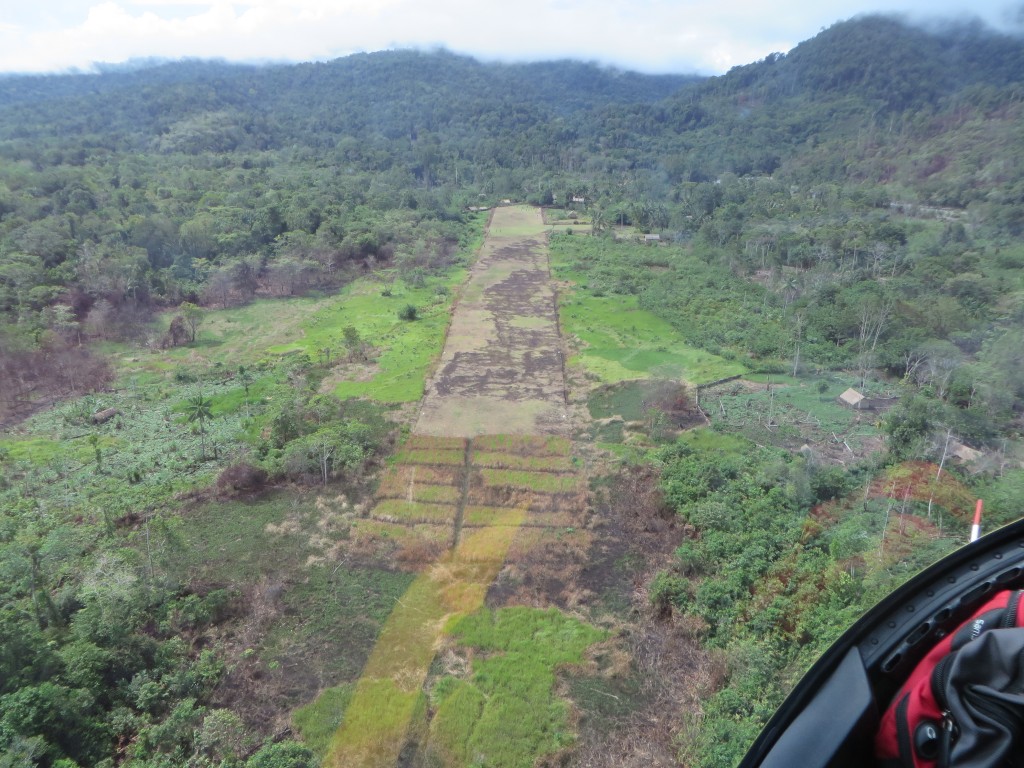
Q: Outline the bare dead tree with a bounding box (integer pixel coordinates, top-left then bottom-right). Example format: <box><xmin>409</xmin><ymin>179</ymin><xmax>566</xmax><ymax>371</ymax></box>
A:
<box><xmin>855</xmin><ymin>295</ymin><xmax>893</xmax><ymax>388</ymax></box>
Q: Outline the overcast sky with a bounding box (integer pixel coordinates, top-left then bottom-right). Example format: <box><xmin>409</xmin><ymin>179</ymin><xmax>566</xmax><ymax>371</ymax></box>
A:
<box><xmin>1</xmin><ymin>0</ymin><xmax>1022</xmax><ymax>76</ymax></box>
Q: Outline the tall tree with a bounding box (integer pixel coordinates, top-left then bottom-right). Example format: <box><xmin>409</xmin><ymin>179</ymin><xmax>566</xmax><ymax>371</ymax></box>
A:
<box><xmin>179</xmin><ymin>302</ymin><xmax>205</xmax><ymax>343</ymax></box>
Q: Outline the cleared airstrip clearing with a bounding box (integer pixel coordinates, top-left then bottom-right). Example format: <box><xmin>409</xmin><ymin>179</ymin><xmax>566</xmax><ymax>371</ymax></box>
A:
<box><xmin>415</xmin><ymin>206</ymin><xmax>569</xmax><ymax>437</ymax></box>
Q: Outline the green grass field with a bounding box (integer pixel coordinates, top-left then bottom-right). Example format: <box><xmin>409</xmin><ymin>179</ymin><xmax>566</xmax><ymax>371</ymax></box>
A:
<box><xmin>293</xmin><ymin>685</ymin><xmax>355</xmax><ymax>758</ymax></box>
<box><xmin>0</xmin><ymin>434</ymin><xmax>119</xmax><ymax>465</ymax></box>
<box><xmin>393</xmin><ymin>447</ymin><xmax>467</xmax><ymax>466</ymax></box>
<box><xmin>404</xmin><ymin>435</ymin><xmax>470</xmax><ymax>451</ymax></box>
<box><xmin>267</xmin><ymin>273</ymin><xmax>467</xmax><ymax>403</ymax></box>
<box><xmin>548</xmin><ymin>233</ymin><xmax>747</xmax><ymax>387</ymax></box>
<box><xmin>587</xmin><ymin>378</ymin><xmax>698</xmax><ymax>423</ymax></box>
<box><xmin>559</xmin><ymin>292</ymin><xmax>746</xmax><ymax>385</ymax></box>
<box><xmin>370</xmin><ymin>498</ymin><xmax>458</xmax><ymax>524</ymax></box>
<box><xmin>103</xmin><ymin>274</ymin><xmax>466</xmax><ymax>406</ymax></box>
<box><xmin>391</xmin><ymin>483</ymin><xmax>462</xmax><ymax>504</ymax></box>
<box><xmin>427</xmin><ymin>607</ymin><xmax>606</xmax><ymax>768</ymax></box>
<box><xmin>460</xmin><ymin>505</ymin><xmax>525</xmax><ymax>527</ymax></box>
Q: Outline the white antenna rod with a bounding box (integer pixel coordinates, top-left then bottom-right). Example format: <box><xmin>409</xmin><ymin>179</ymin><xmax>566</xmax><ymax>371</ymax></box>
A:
<box><xmin>970</xmin><ymin>499</ymin><xmax>983</xmax><ymax>543</ymax></box>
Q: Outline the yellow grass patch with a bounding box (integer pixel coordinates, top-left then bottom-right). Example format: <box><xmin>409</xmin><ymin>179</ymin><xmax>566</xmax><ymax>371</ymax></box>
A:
<box><xmin>478</xmin><ymin>468</ymin><xmax>581</xmax><ymax>495</ymax></box>
<box><xmin>472</xmin><ymin>433</ymin><xmax>572</xmax><ymax>456</ymax></box>
<box><xmin>324</xmin><ymin>508</ymin><xmax>525</xmax><ymax>768</ymax></box>
<box><xmin>471</xmin><ymin>450</ymin><xmax>574</xmax><ymax>472</ymax></box>
<box><xmin>416</xmin><ymin>396</ymin><xmax>566</xmax><ymax>438</ymax></box>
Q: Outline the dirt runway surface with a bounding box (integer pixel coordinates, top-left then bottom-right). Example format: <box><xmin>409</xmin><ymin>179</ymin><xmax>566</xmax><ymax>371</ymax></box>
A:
<box><xmin>415</xmin><ymin>206</ymin><xmax>569</xmax><ymax>437</ymax></box>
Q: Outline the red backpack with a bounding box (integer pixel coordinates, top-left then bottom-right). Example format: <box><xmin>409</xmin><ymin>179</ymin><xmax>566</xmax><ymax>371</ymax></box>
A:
<box><xmin>875</xmin><ymin>589</ymin><xmax>1024</xmax><ymax>767</ymax></box>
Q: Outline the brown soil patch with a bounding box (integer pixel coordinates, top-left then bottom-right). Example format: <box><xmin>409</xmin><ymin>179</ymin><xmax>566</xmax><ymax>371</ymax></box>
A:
<box><xmin>318</xmin><ymin>360</ymin><xmax>380</xmax><ymax>393</ymax></box>
<box><xmin>563</xmin><ymin>463</ymin><xmax>715</xmax><ymax>768</ymax></box>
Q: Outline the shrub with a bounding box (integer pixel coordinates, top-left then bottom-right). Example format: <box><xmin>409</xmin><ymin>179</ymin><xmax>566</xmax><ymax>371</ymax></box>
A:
<box><xmin>398</xmin><ymin>304</ymin><xmax>418</xmax><ymax>321</ymax></box>
<box><xmin>246</xmin><ymin>741</ymin><xmax>315</xmax><ymax>768</ymax></box>
<box><xmin>649</xmin><ymin>570</ymin><xmax>690</xmax><ymax>616</ymax></box>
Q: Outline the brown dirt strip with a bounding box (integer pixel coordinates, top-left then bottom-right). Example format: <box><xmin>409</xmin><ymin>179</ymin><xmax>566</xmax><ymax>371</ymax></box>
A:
<box><xmin>415</xmin><ymin>206</ymin><xmax>569</xmax><ymax>437</ymax></box>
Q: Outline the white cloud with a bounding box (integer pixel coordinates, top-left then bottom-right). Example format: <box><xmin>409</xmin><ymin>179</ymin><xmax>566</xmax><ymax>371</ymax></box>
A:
<box><xmin>0</xmin><ymin>0</ymin><xmax>1016</xmax><ymax>75</ymax></box>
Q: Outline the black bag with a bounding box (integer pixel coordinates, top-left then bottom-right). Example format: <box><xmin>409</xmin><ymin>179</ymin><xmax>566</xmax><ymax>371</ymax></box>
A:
<box><xmin>876</xmin><ymin>589</ymin><xmax>1024</xmax><ymax>767</ymax></box>
<box><xmin>936</xmin><ymin>628</ymin><xmax>1024</xmax><ymax>766</ymax></box>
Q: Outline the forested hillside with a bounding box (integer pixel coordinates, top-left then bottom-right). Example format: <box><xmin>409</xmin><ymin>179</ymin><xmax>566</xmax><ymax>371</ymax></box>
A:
<box><xmin>1</xmin><ymin>13</ymin><xmax>1023</xmax><ymax>768</ymax></box>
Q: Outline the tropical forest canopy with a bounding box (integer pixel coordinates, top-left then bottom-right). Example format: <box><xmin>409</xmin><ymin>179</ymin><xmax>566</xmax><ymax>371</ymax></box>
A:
<box><xmin>1</xmin><ymin>13</ymin><xmax>1023</xmax><ymax>768</ymax></box>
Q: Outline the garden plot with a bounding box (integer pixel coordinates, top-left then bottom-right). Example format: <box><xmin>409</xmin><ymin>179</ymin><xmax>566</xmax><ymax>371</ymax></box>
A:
<box><xmin>697</xmin><ymin>376</ymin><xmax>886</xmax><ymax>461</ymax></box>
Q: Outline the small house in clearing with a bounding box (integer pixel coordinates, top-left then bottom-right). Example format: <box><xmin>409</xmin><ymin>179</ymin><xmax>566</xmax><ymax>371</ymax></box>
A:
<box><xmin>838</xmin><ymin>388</ymin><xmax>898</xmax><ymax>411</ymax></box>
<box><xmin>839</xmin><ymin>388</ymin><xmax>865</xmax><ymax>409</ymax></box>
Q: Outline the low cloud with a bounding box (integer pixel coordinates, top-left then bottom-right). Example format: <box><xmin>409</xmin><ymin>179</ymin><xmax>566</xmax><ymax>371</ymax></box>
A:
<box><xmin>0</xmin><ymin>0</ymin><xmax>1014</xmax><ymax>75</ymax></box>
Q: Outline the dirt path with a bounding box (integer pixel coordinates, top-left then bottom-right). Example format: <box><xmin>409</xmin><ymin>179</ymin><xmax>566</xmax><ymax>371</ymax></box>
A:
<box><xmin>414</xmin><ymin>206</ymin><xmax>569</xmax><ymax>437</ymax></box>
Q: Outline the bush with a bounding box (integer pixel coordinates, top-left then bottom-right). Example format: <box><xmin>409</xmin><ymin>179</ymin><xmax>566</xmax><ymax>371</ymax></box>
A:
<box><xmin>649</xmin><ymin>570</ymin><xmax>689</xmax><ymax>616</ymax></box>
<box><xmin>216</xmin><ymin>463</ymin><xmax>268</xmax><ymax>495</ymax></box>
<box><xmin>398</xmin><ymin>304</ymin><xmax>418</xmax><ymax>321</ymax></box>
<box><xmin>246</xmin><ymin>741</ymin><xmax>315</xmax><ymax>768</ymax></box>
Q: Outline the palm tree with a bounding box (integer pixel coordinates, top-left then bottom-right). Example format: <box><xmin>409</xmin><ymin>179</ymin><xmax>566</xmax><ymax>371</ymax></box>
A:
<box><xmin>238</xmin><ymin>366</ymin><xmax>253</xmax><ymax>420</ymax></box>
<box><xmin>186</xmin><ymin>392</ymin><xmax>213</xmax><ymax>459</ymax></box>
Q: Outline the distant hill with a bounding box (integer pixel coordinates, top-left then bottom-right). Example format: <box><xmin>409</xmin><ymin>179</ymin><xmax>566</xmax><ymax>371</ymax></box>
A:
<box><xmin>0</xmin><ymin>15</ymin><xmax>1021</xmax><ymax>220</ymax></box>
<box><xmin>0</xmin><ymin>51</ymin><xmax>697</xmax><ymax>152</ymax></box>
<box><xmin>589</xmin><ymin>15</ymin><xmax>1024</xmax><ymax>216</ymax></box>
